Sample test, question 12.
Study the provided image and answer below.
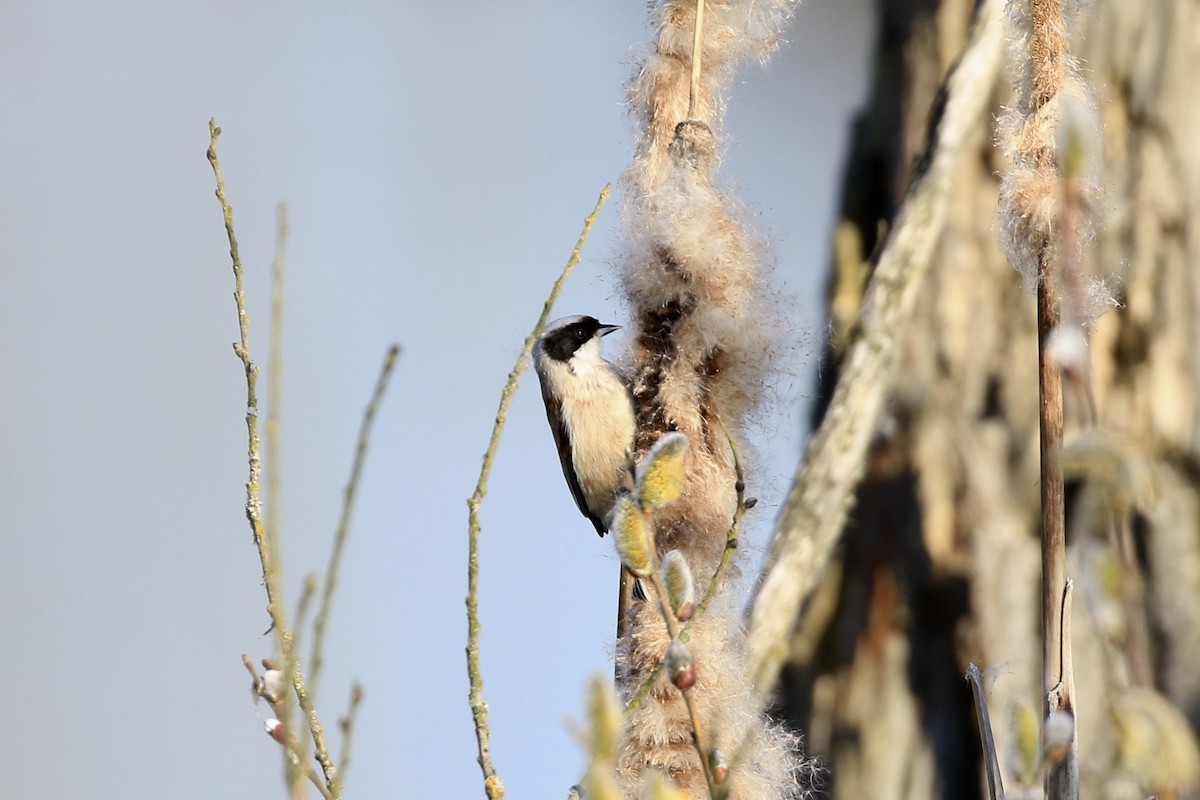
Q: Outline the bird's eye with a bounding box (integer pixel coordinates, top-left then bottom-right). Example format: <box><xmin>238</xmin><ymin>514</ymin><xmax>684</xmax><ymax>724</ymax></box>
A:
<box><xmin>575</xmin><ymin>329</ymin><xmax>587</xmax><ymax>339</ymax></box>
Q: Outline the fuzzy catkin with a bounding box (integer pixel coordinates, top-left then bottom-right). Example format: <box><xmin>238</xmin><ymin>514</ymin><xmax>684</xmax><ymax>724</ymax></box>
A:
<box><xmin>996</xmin><ymin>0</ymin><xmax>1102</xmax><ymax>302</ymax></box>
<box><xmin>615</xmin><ymin>2</ymin><xmax>806</xmax><ymax>798</ymax></box>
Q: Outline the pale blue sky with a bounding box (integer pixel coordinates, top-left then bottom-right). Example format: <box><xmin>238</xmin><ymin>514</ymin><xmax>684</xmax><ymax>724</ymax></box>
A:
<box><xmin>0</xmin><ymin>2</ymin><xmax>871</xmax><ymax>797</ymax></box>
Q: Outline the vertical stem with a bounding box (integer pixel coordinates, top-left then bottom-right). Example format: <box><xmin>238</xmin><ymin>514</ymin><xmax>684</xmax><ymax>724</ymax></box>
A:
<box><xmin>1038</xmin><ymin>268</ymin><xmax>1076</xmax><ymax>800</ymax></box>
<box><xmin>1038</xmin><ymin>267</ymin><xmax>1065</xmax><ymax>708</ymax></box>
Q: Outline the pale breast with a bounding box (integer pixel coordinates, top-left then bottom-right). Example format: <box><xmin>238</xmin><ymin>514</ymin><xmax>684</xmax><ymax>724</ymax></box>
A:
<box><xmin>559</xmin><ymin>364</ymin><xmax>636</xmax><ymax>519</ymax></box>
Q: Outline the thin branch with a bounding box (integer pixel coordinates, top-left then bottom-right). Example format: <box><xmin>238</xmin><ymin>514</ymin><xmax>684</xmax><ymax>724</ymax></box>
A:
<box><xmin>337</xmin><ymin>684</ymin><xmax>365</xmax><ymax>788</ymax></box>
<box><xmin>209</xmin><ymin>120</ymin><xmax>340</xmax><ymax>800</ymax></box>
<box><xmin>293</xmin><ymin>672</ymin><xmax>338</xmax><ymax>796</ymax></box>
<box><xmin>466</xmin><ymin>184</ymin><xmax>611</xmax><ymax>800</ymax></box>
<box><xmin>744</xmin><ymin>0</ymin><xmax>1004</xmax><ymax>697</ymax></box>
<box><xmin>310</xmin><ymin>344</ymin><xmax>402</xmax><ymax>702</ymax></box>
<box><xmin>209</xmin><ymin>120</ymin><xmax>304</xmax><ymax>795</ymax></box>
<box><xmin>301</xmin><ymin>761</ymin><xmax>335</xmax><ymax>800</ymax></box>
<box><xmin>207</xmin><ymin>119</ymin><xmax>285</xmax><ymax>631</ymax></box>
<box><xmin>701</xmin><ymin>415</ymin><xmax>748</xmax><ymax>622</ymax></box>
<box><xmin>286</xmin><ymin>574</ymin><xmax>319</xmax><ymax>793</ymax></box>
<box><xmin>647</xmin><ymin>566</ymin><xmax>716</xmax><ymax>797</ymax></box>
<box><xmin>274</xmin><ymin>725</ymin><xmax>336</xmax><ymax>800</ymax></box>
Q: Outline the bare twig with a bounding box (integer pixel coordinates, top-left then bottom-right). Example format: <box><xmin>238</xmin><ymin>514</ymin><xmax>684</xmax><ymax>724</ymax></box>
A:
<box><xmin>466</xmin><ymin>184</ymin><xmax>610</xmax><ymax>800</ymax></box>
<box><xmin>702</xmin><ymin>416</ymin><xmax>747</xmax><ymax>621</ymax></box>
<box><xmin>270</xmin><ymin>719</ymin><xmax>336</xmax><ymax>800</ymax></box>
<box><xmin>745</xmin><ymin>0</ymin><xmax>1004</xmax><ymax>696</ymax></box>
<box><xmin>207</xmin><ymin>119</ymin><xmax>284</xmax><ymax>632</ymax></box>
<box><xmin>293</xmin><ymin>673</ymin><xmax>338</xmax><ymax>796</ymax></box>
<box><xmin>310</xmin><ymin>344</ymin><xmax>402</xmax><ymax>702</ymax></box>
<box><xmin>208</xmin><ymin>120</ymin><xmax>303</xmax><ymax>794</ymax></box>
<box><xmin>337</xmin><ymin>684</ymin><xmax>365</xmax><ymax>786</ymax></box>
<box><xmin>209</xmin><ymin>120</ymin><xmax>341</xmax><ymax>800</ymax></box>
<box><xmin>647</xmin><ymin>566</ymin><xmax>717</xmax><ymax>797</ymax></box>
<box><xmin>242</xmin><ymin>653</ymin><xmax>267</xmax><ymax>700</ymax></box>
<box><xmin>286</xmin><ymin>574</ymin><xmax>319</xmax><ymax>791</ymax></box>
<box><xmin>301</xmin><ymin>761</ymin><xmax>335</xmax><ymax>800</ymax></box>
<box><xmin>966</xmin><ymin>663</ymin><xmax>1006</xmax><ymax>800</ymax></box>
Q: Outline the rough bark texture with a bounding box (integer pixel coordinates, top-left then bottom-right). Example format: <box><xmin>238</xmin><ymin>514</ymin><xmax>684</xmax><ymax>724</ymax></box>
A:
<box><xmin>779</xmin><ymin>1</ymin><xmax>1200</xmax><ymax>798</ymax></box>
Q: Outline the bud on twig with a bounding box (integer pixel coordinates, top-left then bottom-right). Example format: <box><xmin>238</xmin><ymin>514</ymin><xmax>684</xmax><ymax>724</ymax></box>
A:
<box><xmin>709</xmin><ymin>748</ymin><xmax>730</xmax><ymax>785</ymax></box>
<box><xmin>264</xmin><ymin>718</ymin><xmax>286</xmax><ymax>744</ymax></box>
<box><xmin>662</xmin><ymin>550</ymin><xmax>696</xmax><ymax>622</ymax></box>
<box><xmin>262</xmin><ymin>667</ymin><xmax>285</xmax><ymax>703</ymax></box>
<box><xmin>665</xmin><ymin>639</ymin><xmax>696</xmax><ymax>691</ymax></box>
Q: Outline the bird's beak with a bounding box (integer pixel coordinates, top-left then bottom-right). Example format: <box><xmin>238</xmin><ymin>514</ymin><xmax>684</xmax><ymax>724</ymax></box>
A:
<box><xmin>599</xmin><ymin>324</ymin><xmax>621</xmax><ymax>337</ymax></box>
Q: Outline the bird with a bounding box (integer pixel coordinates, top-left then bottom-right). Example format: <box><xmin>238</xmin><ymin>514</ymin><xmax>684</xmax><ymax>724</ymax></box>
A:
<box><xmin>532</xmin><ymin>314</ymin><xmax>637</xmax><ymax>536</ymax></box>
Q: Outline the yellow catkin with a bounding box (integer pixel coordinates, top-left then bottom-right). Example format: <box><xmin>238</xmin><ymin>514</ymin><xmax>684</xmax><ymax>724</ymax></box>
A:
<box><xmin>637</xmin><ymin>433</ymin><xmax>689</xmax><ymax>510</ymax></box>
<box><xmin>612</xmin><ymin>494</ymin><xmax>653</xmax><ymax>577</ymax></box>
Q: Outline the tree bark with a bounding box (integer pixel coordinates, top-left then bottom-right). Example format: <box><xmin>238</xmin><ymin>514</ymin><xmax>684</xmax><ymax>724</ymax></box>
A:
<box><xmin>778</xmin><ymin>1</ymin><xmax>1200</xmax><ymax>797</ymax></box>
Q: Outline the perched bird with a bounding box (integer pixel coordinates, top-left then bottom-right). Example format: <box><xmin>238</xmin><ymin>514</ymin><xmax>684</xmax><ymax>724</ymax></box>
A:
<box><xmin>533</xmin><ymin>314</ymin><xmax>637</xmax><ymax>535</ymax></box>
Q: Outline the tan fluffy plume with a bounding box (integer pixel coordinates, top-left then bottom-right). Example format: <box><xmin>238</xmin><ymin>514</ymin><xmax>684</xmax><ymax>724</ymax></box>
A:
<box><xmin>614</xmin><ymin>2</ymin><xmax>809</xmax><ymax>798</ymax></box>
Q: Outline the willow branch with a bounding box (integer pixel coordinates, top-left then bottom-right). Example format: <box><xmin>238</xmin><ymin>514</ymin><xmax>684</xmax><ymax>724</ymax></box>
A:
<box><xmin>465</xmin><ymin>184</ymin><xmax>610</xmax><ymax>800</ymax></box>
<box><xmin>208</xmin><ymin>120</ymin><xmax>304</xmax><ymax>794</ymax></box>
<box><xmin>209</xmin><ymin>121</ymin><xmax>342</xmax><ymax>800</ymax></box>
<box><xmin>647</xmin><ymin>566</ymin><xmax>716</xmax><ymax>797</ymax></box>
<box><xmin>310</xmin><ymin>343</ymin><xmax>401</xmax><ymax>703</ymax></box>
<box><xmin>624</xmin><ymin>422</ymin><xmax>746</xmax><ymax>716</ymax></box>
<box><xmin>208</xmin><ymin>119</ymin><xmax>285</xmax><ymax>631</ymax></box>
<box><xmin>337</xmin><ymin>684</ymin><xmax>365</xmax><ymax>787</ymax></box>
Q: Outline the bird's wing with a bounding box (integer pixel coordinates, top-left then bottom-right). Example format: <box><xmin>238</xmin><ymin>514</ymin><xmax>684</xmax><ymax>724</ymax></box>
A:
<box><xmin>543</xmin><ymin>392</ymin><xmax>607</xmax><ymax>536</ymax></box>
